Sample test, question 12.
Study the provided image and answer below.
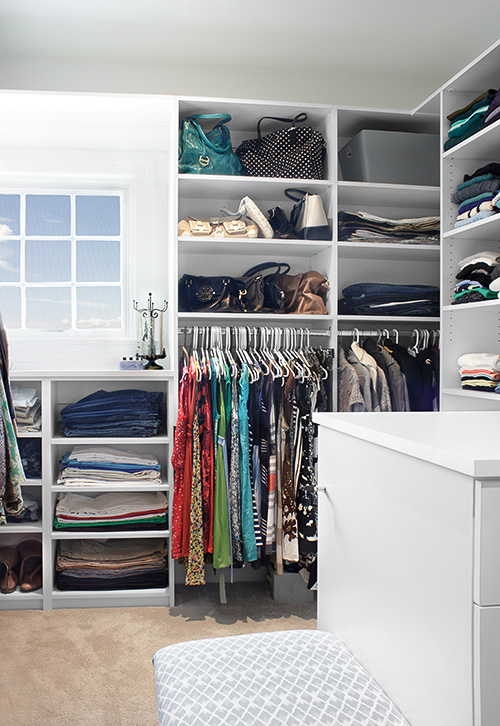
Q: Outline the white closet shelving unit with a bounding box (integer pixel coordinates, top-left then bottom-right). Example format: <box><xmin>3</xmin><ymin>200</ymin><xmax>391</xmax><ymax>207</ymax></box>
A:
<box><xmin>334</xmin><ymin>105</ymin><xmax>441</xmax><ymax>409</ymax></box>
<box><xmin>440</xmin><ymin>38</ymin><xmax>500</xmax><ymax>411</ymax></box>
<box><xmin>0</xmin><ymin>370</ymin><xmax>174</xmax><ymax>611</ymax></box>
<box><xmin>176</xmin><ymin>97</ymin><xmax>336</xmax><ymax>347</ymax></box>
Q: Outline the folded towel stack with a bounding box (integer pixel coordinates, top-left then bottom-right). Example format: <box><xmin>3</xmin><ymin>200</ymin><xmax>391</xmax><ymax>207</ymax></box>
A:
<box><xmin>457</xmin><ymin>353</ymin><xmax>500</xmax><ymax>393</ymax></box>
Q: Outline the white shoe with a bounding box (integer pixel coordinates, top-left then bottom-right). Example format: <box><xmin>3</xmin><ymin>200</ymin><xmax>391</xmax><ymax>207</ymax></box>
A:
<box><xmin>221</xmin><ymin>196</ymin><xmax>274</xmax><ymax>239</ymax></box>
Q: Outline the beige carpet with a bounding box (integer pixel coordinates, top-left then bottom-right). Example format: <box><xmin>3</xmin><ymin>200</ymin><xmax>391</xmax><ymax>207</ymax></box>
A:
<box><xmin>1</xmin><ymin>582</ymin><xmax>316</xmax><ymax>726</ymax></box>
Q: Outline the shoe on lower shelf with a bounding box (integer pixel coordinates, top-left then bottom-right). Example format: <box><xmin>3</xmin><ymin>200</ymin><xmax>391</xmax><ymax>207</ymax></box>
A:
<box><xmin>0</xmin><ymin>545</ymin><xmax>19</xmax><ymax>593</ymax></box>
<box><xmin>17</xmin><ymin>539</ymin><xmax>42</xmax><ymax>592</ymax></box>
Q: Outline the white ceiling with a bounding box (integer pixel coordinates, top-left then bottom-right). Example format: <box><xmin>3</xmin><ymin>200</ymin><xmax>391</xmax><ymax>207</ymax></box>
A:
<box><xmin>0</xmin><ymin>0</ymin><xmax>499</xmax><ymax>87</ymax></box>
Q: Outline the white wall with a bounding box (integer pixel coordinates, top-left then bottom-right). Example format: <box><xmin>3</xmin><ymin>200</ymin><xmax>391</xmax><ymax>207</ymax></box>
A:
<box><xmin>0</xmin><ymin>55</ymin><xmax>440</xmax><ymax>111</ymax></box>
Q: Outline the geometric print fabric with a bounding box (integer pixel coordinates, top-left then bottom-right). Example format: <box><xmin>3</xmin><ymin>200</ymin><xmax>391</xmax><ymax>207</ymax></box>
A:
<box><xmin>153</xmin><ymin>629</ymin><xmax>411</xmax><ymax>726</ymax></box>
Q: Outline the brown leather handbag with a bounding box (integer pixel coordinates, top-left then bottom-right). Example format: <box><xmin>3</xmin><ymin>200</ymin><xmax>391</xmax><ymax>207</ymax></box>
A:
<box><xmin>276</xmin><ymin>270</ymin><xmax>329</xmax><ymax>314</ymax></box>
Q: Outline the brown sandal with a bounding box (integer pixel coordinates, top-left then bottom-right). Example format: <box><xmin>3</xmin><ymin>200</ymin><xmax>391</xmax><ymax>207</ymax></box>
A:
<box><xmin>0</xmin><ymin>545</ymin><xmax>19</xmax><ymax>593</ymax></box>
<box><xmin>17</xmin><ymin>539</ymin><xmax>42</xmax><ymax>592</ymax></box>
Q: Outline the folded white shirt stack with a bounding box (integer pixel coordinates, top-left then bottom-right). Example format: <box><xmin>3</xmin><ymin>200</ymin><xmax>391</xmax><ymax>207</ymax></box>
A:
<box><xmin>11</xmin><ymin>385</ymin><xmax>41</xmax><ymax>432</ymax></box>
<box><xmin>57</xmin><ymin>445</ymin><xmax>162</xmax><ymax>487</ymax></box>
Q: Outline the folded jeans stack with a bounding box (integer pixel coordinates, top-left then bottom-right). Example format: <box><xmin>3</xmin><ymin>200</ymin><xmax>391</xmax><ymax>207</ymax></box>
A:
<box><xmin>17</xmin><ymin>439</ymin><xmax>42</xmax><ymax>479</ymax></box>
<box><xmin>59</xmin><ymin>389</ymin><xmax>164</xmax><ymax>437</ymax></box>
<box><xmin>338</xmin><ymin>283</ymin><xmax>440</xmax><ymax>317</ymax></box>
<box><xmin>57</xmin><ymin>445</ymin><xmax>162</xmax><ymax>487</ymax></box>
<box><xmin>444</xmin><ymin>89</ymin><xmax>497</xmax><ymax>151</ymax></box>
<box><xmin>457</xmin><ymin>353</ymin><xmax>500</xmax><ymax>393</ymax></box>
<box><xmin>452</xmin><ymin>250</ymin><xmax>500</xmax><ymax>304</ymax></box>
<box><xmin>11</xmin><ymin>386</ymin><xmax>41</xmax><ymax>433</ymax></box>
<box><xmin>53</xmin><ymin>491</ymin><xmax>168</xmax><ymax>531</ymax></box>
<box><xmin>452</xmin><ymin>163</ymin><xmax>500</xmax><ymax>228</ymax></box>
<box><xmin>55</xmin><ymin>538</ymin><xmax>168</xmax><ymax>591</ymax></box>
<box><xmin>338</xmin><ymin>211</ymin><xmax>440</xmax><ymax>245</ymax></box>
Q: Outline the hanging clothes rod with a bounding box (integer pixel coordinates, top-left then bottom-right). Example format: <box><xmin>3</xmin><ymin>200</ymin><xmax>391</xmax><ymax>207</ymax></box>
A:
<box><xmin>178</xmin><ymin>326</ymin><xmax>332</xmax><ymax>337</ymax></box>
<box><xmin>337</xmin><ymin>328</ymin><xmax>440</xmax><ymax>338</ymax></box>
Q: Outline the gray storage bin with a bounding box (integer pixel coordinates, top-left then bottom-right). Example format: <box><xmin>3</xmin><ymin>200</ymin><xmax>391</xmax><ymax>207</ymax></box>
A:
<box><xmin>338</xmin><ymin>129</ymin><xmax>440</xmax><ymax>186</ymax></box>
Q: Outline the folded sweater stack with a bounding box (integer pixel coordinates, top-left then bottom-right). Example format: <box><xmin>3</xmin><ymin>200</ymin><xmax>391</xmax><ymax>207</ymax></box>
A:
<box><xmin>444</xmin><ymin>89</ymin><xmax>497</xmax><ymax>151</ymax></box>
<box><xmin>54</xmin><ymin>491</ymin><xmax>168</xmax><ymax>531</ymax></box>
<box><xmin>55</xmin><ymin>538</ymin><xmax>168</xmax><ymax>591</ymax></box>
<box><xmin>457</xmin><ymin>353</ymin><xmax>500</xmax><ymax>393</ymax></box>
<box><xmin>338</xmin><ymin>211</ymin><xmax>440</xmax><ymax>244</ymax></box>
<box><xmin>452</xmin><ymin>250</ymin><xmax>500</xmax><ymax>304</ymax></box>
<box><xmin>452</xmin><ymin>163</ymin><xmax>500</xmax><ymax>228</ymax></box>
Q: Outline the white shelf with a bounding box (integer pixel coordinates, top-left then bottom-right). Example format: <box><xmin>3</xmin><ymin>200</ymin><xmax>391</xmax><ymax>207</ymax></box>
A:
<box><xmin>442</xmin><ymin>388</ymin><xmax>500</xmax><ymax>402</ymax></box>
<box><xmin>178</xmin><ymin>174</ymin><xmax>331</xmax><ymax>199</ymax></box>
<box><xmin>337</xmin><ymin>315</ymin><xmax>440</xmax><ymax>324</ymax></box>
<box><xmin>1</xmin><ymin>522</ymin><xmax>43</xmax><ymax>534</ymax></box>
<box><xmin>179</xmin><ymin>312</ymin><xmax>334</xmax><ymax>323</ymax></box>
<box><xmin>11</xmin><ymin>369</ymin><xmax>174</xmax><ymax>380</ymax></box>
<box><xmin>22</xmin><ymin>479</ymin><xmax>43</xmax><ymax>487</ymax></box>
<box><xmin>52</xmin><ymin>530</ymin><xmax>169</xmax><ymax>539</ymax></box>
<box><xmin>338</xmin><ymin>241</ymin><xmax>440</xmax><ymax>261</ymax></box>
<box><xmin>443</xmin><ymin>213</ymin><xmax>500</xmax><ymax>241</ymax></box>
<box><xmin>443</xmin><ymin>299</ymin><xmax>500</xmax><ymax>312</ymax></box>
<box><xmin>51</xmin><ymin>435</ymin><xmax>170</xmax><ymax>445</ymax></box>
<box><xmin>178</xmin><ymin>237</ymin><xmax>334</xmax><ymax>256</ymax></box>
<box><xmin>51</xmin><ymin>484</ymin><xmax>169</xmax><ymax>492</ymax></box>
<box><xmin>51</xmin><ymin>587</ymin><xmax>169</xmax><ymax>609</ymax></box>
<box><xmin>337</xmin><ymin>181</ymin><xmax>440</xmax><ymax>209</ymax></box>
<box><xmin>17</xmin><ymin>431</ymin><xmax>42</xmax><ymax>438</ymax></box>
<box><xmin>0</xmin><ymin>590</ymin><xmax>43</xmax><ymax>610</ymax></box>
<box><xmin>443</xmin><ymin>117</ymin><xmax>500</xmax><ymax>161</ymax></box>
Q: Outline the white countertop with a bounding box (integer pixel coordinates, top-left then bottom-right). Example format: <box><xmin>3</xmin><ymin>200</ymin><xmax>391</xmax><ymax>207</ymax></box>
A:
<box><xmin>313</xmin><ymin>411</ymin><xmax>500</xmax><ymax>478</ymax></box>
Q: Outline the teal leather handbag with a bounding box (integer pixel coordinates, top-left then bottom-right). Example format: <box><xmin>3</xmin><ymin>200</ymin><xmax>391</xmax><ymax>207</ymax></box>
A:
<box><xmin>178</xmin><ymin>114</ymin><xmax>243</xmax><ymax>175</ymax></box>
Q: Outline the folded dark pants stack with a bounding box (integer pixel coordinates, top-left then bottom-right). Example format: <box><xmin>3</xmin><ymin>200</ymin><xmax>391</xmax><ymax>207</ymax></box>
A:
<box><xmin>338</xmin><ymin>283</ymin><xmax>440</xmax><ymax>316</ymax></box>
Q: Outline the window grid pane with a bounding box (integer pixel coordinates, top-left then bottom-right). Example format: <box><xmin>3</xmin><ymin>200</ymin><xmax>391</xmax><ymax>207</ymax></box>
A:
<box><xmin>0</xmin><ymin>191</ymin><xmax>123</xmax><ymax>331</ymax></box>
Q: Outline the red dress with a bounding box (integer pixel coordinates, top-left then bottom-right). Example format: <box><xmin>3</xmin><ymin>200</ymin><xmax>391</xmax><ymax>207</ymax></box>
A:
<box><xmin>170</xmin><ymin>365</ymin><xmax>189</xmax><ymax>559</ymax></box>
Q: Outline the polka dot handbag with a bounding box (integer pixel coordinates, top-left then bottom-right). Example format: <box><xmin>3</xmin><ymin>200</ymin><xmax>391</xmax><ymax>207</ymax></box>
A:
<box><xmin>235</xmin><ymin>113</ymin><xmax>326</xmax><ymax>179</ymax></box>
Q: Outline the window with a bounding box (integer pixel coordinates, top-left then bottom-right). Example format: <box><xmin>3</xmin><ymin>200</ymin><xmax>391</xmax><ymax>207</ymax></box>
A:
<box><xmin>0</xmin><ymin>191</ymin><xmax>124</xmax><ymax>332</ymax></box>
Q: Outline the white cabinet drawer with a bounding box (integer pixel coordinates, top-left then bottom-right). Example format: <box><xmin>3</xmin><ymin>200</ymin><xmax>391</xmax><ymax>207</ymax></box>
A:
<box><xmin>474</xmin><ymin>481</ymin><xmax>500</xmax><ymax>606</ymax></box>
<box><xmin>474</xmin><ymin>604</ymin><xmax>500</xmax><ymax>726</ymax></box>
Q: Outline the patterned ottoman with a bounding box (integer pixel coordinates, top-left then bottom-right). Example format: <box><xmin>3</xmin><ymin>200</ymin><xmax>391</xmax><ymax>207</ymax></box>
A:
<box><xmin>153</xmin><ymin>629</ymin><xmax>410</xmax><ymax>725</ymax></box>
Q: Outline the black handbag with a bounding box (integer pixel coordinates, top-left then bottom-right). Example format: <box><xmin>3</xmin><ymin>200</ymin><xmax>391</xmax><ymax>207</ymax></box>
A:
<box><xmin>267</xmin><ymin>206</ymin><xmax>295</xmax><ymax>239</ymax></box>
<box><xmin>242</xmin><ymin>262</ymin><xmax>291</xmax><ymax>313</ymax></box>
<box><xmin>179</xmin><ymin>262</ymin><xmax>291</xmax><ymax>314</ymax></box>
<box><xmin>178</xmin><ymin>274</ymin><xmax>250</xmax><ymax>313</ymax></box>
<box><xmin>178</xmin><ymin>268</ymin><xmax>269</xmax><ymax>314</ymax></box>
<box><xmin>235</xmin><ymin>113</ymin><xmax>326</xmax><ymax>179</ymax></box>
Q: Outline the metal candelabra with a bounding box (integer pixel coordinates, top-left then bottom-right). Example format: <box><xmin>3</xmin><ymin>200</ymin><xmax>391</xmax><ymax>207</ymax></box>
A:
<box><xmin>133</xmin><ymin>293</ymin><xmax>168</xmax><ymax>370</ymax></box>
